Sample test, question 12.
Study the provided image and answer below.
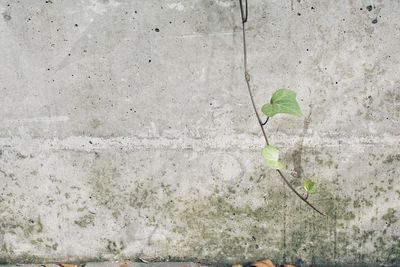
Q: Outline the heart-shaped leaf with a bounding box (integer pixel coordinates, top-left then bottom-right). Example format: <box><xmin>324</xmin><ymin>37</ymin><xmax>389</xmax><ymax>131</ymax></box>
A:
<box><xmin>262</xmin><ymin>145</ymin><xmax>284</xmax><ymax>170</ymax></box>
<box><xmin>261</xmin><ymin>89</ymin><xmax>302</xmax><ymax>117</ymax></box>
<box><xmin>303</xmin><ymin>179</ymin><xmax>316</xmax><ymax>194</ymax></box>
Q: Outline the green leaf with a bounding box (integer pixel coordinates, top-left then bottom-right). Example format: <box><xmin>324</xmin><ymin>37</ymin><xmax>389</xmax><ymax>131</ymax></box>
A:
<box><xmin>303</xmin><ymin>179</ymin><xmax>316</xmax><ymax>194</ymax></box>
<box><xmin>262</xmin><ymin>145</ymin><xmax>284</xmax><ymax>170</ymax></box>
<box><xmin>261</xmin><ymin>89</ymin><xmax>302</xmax><ymax>117</ymax></box>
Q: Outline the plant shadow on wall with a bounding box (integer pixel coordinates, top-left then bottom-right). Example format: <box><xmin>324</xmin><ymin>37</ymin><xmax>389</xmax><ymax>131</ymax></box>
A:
<box><xmin>237</xmin><ymin>0</ymin><xmax>324</xmax><ymax>215</ymax></box>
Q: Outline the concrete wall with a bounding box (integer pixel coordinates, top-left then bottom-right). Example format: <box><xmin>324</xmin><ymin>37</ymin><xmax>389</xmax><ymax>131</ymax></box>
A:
<box><xmin>0</xmin><ymin>0</ymin><xmax>399</xmax><ymax>265</ymax></box>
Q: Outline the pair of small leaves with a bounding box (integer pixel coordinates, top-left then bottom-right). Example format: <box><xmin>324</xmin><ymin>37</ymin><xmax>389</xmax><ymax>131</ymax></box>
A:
<box><xmin>261</xmin><ymin>88</ymin><xmax>302</xmax><ymax>118</ymax></box>
<box><xmin>262</xmin><ymin>146</ymin><xmax>317</xmax><ymax>193</ymax></box>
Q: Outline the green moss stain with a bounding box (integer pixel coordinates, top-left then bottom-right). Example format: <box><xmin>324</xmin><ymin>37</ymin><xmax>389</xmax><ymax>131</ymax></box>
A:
<box><xmin>382</xmin><ymin>208</ymin><xmax>397</xmax><ymax>227</ymax></box>
<box><xmin>0</xmin><ymin>253</ymin><xmax>43</xmax><ymax>265</ymax></box>
<box><xmin>283</xmin><ymin>184</ymin><xmax>355</xmax><ymax>265</ymax></box>
<box><xmin>167</xmin><ymin>171</ymin><xmax>399</xmax><ymax>266</ymax></box>
<box><xmin>106</xmin><ymin>240</ymin><xmax>121</xmax><ymax>254</ymax></box>
<box><xmin>89</xmin><ymin>118</ymin><xmax>102</xmax><ymax>129</ymax></box>
<box><xmin>172</xmin><ymin>188</ymin><xmax>281</xmax><ymax>264</ymax></box>
<box><xmin>383</xmin><ymin>154</ymin><xmax>400</xmax><ymax>164</ymax></box>
<box><xmin>129</xmin><ymin>182</ymin><xmax>155</xmax><ymax>209</ymax></box>
<box><xmin>90</xmin><ymin>166</ymin><xmax>121</xmax><ymax>206</ymax></box>
<box><xmin>1</xmin><ymin>147</ymin><xmax>398</xmax><ymax>265</ymax></box>
<box><xmin>74</xmin><ymin>213</ymin><xmax>95</xmax><ymax>228</ymax></box>
<box><xmin>24</xmin><ymin>217</ymin><xmax>43</xmax><ymax>237</ymax></box>
<box><xmin>88</xmin><ymin>155</ymin><xmax>125</xmax><ymax>217</ymax></box>
<box><xmin>87</xmin><ymin>153</ymin><xmax>177</xmax><ymax>227</ymax></box>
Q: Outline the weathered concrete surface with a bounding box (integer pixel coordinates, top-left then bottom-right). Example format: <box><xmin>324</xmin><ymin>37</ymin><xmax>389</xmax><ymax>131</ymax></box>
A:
<box><xmin>2</xmin><ymin>263</ymin><xmax>208</xmax><ymax>267</ymax></box>
<box><xmin>0</xmin><ymin>0</ymin><xmax>399</xmax><ymax>266</ymax></box>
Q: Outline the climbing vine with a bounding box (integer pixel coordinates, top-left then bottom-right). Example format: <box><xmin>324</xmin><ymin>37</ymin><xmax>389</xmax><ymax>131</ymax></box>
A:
<box><xmin>238</xmin><ymin>0</ymin><xmax>324</xmax><ymax>215</ymax></box>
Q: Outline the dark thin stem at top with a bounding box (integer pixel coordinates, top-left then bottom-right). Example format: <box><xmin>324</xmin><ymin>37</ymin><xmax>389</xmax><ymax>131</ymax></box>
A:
<box><xmin>239</xmin><ymin>0</ymin><xmax>248</xmax><ymax>23</ymax></box>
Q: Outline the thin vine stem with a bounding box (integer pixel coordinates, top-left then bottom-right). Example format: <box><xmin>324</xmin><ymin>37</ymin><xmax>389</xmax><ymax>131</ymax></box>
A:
<box><xmin>262</xmin><ymin>117</ymin><xmax>269</xmax><ymax>126</ymax></box>
<box><xmin>238</xmin><ymin>0</ymin><xmax>324</xmax><ymax>216</ymax></box>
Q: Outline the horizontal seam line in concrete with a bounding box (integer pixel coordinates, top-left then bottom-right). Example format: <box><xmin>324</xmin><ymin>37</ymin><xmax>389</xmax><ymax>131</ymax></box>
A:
<box><xmin>0</xmin><ymin>133</ymin><xmax>398</xmax><ymax>152</ymax></box>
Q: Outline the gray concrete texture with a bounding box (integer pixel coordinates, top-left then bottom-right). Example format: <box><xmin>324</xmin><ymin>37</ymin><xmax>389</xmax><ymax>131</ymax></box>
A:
<box><xmin>1</xmin><ymin>263</ymin><xmax>207</xmax><ymax>267</ymax></box>
<box><xmin>0</xmin><ymin>0</ymin><xmax>399</xmax><ymax>266</ymax></box>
